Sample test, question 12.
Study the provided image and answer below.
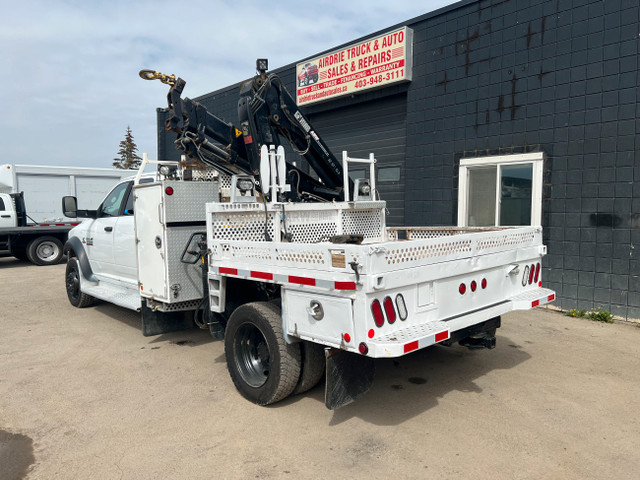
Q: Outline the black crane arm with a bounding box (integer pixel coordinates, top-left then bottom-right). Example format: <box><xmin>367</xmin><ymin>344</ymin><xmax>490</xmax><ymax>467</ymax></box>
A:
<box><xmin>238</xmin><ymin>72</ymin><xmax>351</xmax><ymax>201</ymax></box>
<box><xmin>142</xmin><ymin>63</ymin><xmax>353</xmax><ymax>202</ymax></box>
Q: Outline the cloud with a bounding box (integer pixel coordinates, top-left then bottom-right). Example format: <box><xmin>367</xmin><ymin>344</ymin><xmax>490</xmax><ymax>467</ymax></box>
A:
<box><xmin>0</xmin><ymin>0</ymin><xmax>457</xmax><ymax>167</ymax></box>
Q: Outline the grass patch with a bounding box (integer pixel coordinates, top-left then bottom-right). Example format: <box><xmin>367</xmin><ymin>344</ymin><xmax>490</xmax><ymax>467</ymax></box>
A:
<box><xmin>565</xmin><ymin>307</ymin><xmax>614</xmax><ymax>323</ymax></box>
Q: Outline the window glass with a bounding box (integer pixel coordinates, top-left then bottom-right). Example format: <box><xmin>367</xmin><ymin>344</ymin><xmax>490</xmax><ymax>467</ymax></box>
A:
<box><xmin>0</xmin><ymin>197</ymin><xmax>5</xmax><ymax>211</ymax></box>
<box><xmin>124</xmin><ymin>190</ymin><xmax>134</xmax><ymax>215</ymax></box>
<box><xmin>378</xmin><ymin>167</ymin><xmax>401</xmax><ymax>183</ymax></box>
<box><xmin>467</xmin><ymin>167</ymin><xmax>496</xmax><ymax>226</ymax></box>
<box><xmin>100</xmin><ymin>182</ymin><xmax>129</xmax><ymax>217</ymax></box>
<box><xmin>499</xmin><ymin>164</ymin><xmax>532</xmax><ymax>225</ymax></box>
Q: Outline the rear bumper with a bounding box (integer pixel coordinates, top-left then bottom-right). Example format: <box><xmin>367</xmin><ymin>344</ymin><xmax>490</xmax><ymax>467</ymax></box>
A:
<box><xmin>365</xmin><ymin>287</ymin><xmax>555</xmax><ymax>358</ymax></box>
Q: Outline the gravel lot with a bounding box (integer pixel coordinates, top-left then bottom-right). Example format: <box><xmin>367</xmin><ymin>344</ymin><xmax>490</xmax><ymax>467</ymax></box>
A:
<box><xmin>1</xmin><ymin>256</ymin><xmax>639</xmax><ymax>479</ymax></box>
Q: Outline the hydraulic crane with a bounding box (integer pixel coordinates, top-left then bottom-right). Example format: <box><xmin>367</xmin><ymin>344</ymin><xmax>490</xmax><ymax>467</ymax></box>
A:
<box><xmin>140</xmin><ymin>59</ymin><xmax>352</xmax><ymax>202</ymax></box>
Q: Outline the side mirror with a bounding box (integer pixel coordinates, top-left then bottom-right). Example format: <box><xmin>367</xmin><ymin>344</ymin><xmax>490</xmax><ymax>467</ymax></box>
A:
<box><xmin>62</xmin><ymin>196</ymin><xmax>98</xmax><ymax>219</ymax></box>
<box><xmin>62</xmin><ymin>196</ymin><xmax>78</xmax><ymax>218</ymax></box>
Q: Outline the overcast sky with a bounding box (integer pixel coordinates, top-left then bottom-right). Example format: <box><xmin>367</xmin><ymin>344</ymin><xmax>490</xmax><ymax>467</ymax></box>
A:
<box><xmin>1</xmin><ymin>0</ymin><xmax>458</xmax><ymax>168</ymax></box>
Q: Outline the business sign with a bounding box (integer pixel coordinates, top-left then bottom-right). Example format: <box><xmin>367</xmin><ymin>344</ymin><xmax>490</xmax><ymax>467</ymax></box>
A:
<box><xmin>296</xmin><ymin>26</ymin><xmax>413</xmax><ymax>106</ymax></box>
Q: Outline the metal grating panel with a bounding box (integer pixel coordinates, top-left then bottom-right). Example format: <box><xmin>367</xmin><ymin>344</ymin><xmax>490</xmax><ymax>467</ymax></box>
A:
<box><xmin>342</xmin><ymin>209</ymin><xmax>384</xmax><ymax>239</ymax></box>
<box><xmin>210</xmin><ymin>212</ymin><xmax>275</xmax><ymax>241</ymax></box>
<box><xmin>476</xmin><ymin>231</ymin><xmax>536</xmax><ymax>252</ymax></box>
<box><xmin>384</xmin><ymin>240</ymin><xmax>473</xmax><ymax>265</ymax></box>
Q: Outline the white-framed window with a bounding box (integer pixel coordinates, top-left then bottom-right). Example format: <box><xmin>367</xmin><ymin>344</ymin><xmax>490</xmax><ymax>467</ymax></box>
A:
<box><xmin>457</xmin><ymin>152</ymin><xmax>544</xmax><ymax>227</ymax></box>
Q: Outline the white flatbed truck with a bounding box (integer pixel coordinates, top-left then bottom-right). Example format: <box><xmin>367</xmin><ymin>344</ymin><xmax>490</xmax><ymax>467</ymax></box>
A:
<box><xmin>62</xmin><ymin>63</ymin><xmax>554</xmax><ymax>408</ymax></box>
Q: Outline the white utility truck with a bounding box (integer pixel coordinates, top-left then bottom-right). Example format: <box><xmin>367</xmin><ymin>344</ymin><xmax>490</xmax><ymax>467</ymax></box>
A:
<box><xmin>62</xmin><ymin>62</ymin><xmax>554</xmax><ymax>409</ymax></box>
<box><xmin>0</xmin><ymin>164</ymin><xmax>135</xmax><ymax>264</ymax></box>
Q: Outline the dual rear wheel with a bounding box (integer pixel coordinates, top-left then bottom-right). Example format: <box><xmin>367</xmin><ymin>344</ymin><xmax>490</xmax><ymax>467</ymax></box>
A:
<box><xmin>224</xmin><ymin>301</ymin><xmax>325</xmax><ymax>405</ymax></box>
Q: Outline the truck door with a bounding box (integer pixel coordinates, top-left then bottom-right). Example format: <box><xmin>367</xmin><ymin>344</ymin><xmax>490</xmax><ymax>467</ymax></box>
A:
<box><xmin>86</xmin><ymin>181</ymin><xmax>131</xmax><ymax>279</ymax></box>
<box><xmin>112</xmin><ymin>186</ymin><xmax>137</xmax><ymax>283</ymax></box>
<box><xmin>0</xmin><ymin>194</ymin><xmax>16</xmax><ymax>228</ymax></box>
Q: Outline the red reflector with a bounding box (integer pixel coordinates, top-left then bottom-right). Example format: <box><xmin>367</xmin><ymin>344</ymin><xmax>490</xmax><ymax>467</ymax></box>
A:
<box><xmin>371</xmin><ymin>300</ymin><xmax>384</xmax><ymax>327</ymax></box>
<box><xmin>470</xmin><ymin>280</ymin><xmax>477</xmax><ymax>292</ymax></box>
<box><xmin>481</xmin><ymin>278</ymin><xmax>487</xmax><ymax>289</ymax></box>
<box><xmin>367</xmin><ymin>329</ymin><xmax>375</xmax><ymax>339</ymax></box>
<box><xmin>548</xmin><ymin>294</ymin><xmax>555</xmax><ymax>301</ymax></box>
<box><xmin>404</xmin><ymin>340</ymin><xmax>419</xmax><ymax>354</ymax></box>
<box><xmin>219</xmin><ymin>267</ymin><xmax>238</xmax><ymax>275</ymax></box>
<box><xmin>532</xmin><ymin>299</ymin><xmax>540</xmax><ymax>307</ymax></box>
<box><xmin>529</xmin><ymin>264</ymin><xmax>535</xmax><ymax>284</ymax></box>
<box><xmin>459</xmin><ymin>283</ymin><xmax>466</xmax><ymax>295</ymax></box>
<box><xmin>435</xmin><ymin>331</ymin><xmax>449</xmax><ymax>343</ymax></box>
<box><xmin>165</xmin><ymin>186</ymin><xmax>174</xmax><ymax>195</ymax></box>
<box><xmin>383</xmin><ymin>296</ymin><xmax>396</xmax><ymax>324</ymax></box>
<box><xmin>358</xmin><ymin>342</ymin><xmax>368</xmax><ymax>355</ymax></box>
<box><xmin>334</xmin><ymin>281</ymin><xmax>356</xmax><ymax>290</ymax></box>
<box><xmin>289</xmin><ymin>275</ymin><xmax>315</xmax><ymax>286</ymax></box>
<box><xmin>534</xmin><ymin>262</ymin><xmax>541</xmax><ymax>283</ymax></box>
<box><xmin>539</xmin><ymin>281</ymin><xmax>542</xmax><ymax>287</ymax></box>
<box><xmin>344</xmin><ymin>333</ymin><xmax>351</xmax><ymax>343</ymax></box>
<box><xmin>251</xmin><ymin>271</ymin><xmax>273</xmax><ymax>280</ymax></box>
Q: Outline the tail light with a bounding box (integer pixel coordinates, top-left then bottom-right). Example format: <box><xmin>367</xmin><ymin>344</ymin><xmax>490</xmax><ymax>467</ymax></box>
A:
<box><xmin>528</xmin><ymin>263</ymin><xmax>535</xmax><ymax>284</ymax></box>
<box><xmin>383</xmin><ymin>296</ymin><xmax>396</xmax><ymax>324</ymax></box>
<box><xmin>371</xmin><ymin>299</ymin><xmax>384</xmax><ymax>327</ymax></box>
<box><xmin>395</xmin><ymin>294</ymin><xmax>408</xmax><ymax>320</ymax></box>
<box><xmin>165</xmin><ymin>186</ymin><xmax>174</xmax><ymax>195</ymax></box>
<box><xmin>459</xmin><ymin>283</ymin><xmax>467</xmax><ymax>295</ymax></box>
<box><xmin>481</xmin><ymin>278</ymin><xmax>487</xmax><ymax>289</ymax></box>
<box><xmin>470</xmin><ymin>280</ymin><xmax>477</xmax><ymax>292</ymax></box>
<box><xmin>534</xmin><ymin>262</ymin><xmax>541</xmax><ymax>283</ymax></box>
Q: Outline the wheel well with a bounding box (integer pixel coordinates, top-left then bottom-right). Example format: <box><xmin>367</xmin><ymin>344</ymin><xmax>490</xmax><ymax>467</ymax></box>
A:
<box><xmin>223</xmin><ymin>277</ymin><xmax>280</xmax><ymax>320</ymax></box>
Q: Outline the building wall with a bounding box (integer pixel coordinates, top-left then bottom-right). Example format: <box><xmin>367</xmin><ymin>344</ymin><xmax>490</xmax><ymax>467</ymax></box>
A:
<box><xmin>157</xmin><ymin>0</ymin><xmax>639</xmax><ymax>319</ymax></box>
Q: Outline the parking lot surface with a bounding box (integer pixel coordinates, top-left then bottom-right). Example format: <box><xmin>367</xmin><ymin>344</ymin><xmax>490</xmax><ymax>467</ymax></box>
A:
<box><xmin>1</xmin><ymin>256</ymin><xmax>639</xmax><ymax>479</ymax></box>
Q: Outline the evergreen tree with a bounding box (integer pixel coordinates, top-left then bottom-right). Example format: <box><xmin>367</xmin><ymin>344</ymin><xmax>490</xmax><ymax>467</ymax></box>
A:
<box><xmin>113</xmin><ymin>126</ymin><xmax>142</xmax><ymax>169</ymax></box>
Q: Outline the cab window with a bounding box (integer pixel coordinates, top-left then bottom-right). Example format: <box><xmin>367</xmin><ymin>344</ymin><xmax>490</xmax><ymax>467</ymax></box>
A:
<box><xmin>100</xmin><ymin>182</ymin><xmax>130</xmax><ymax>217</ymax></box>
<box><xmin>123</xmin><ymin>177</ymin><xmax>153</xmax><ymax>215</ymax></box>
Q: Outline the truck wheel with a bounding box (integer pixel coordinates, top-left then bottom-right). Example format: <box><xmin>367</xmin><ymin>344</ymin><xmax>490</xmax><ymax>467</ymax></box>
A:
<box><xmin>65</xmin><ymin>257</ymin><xmax>94</xmax><ymax>308</ymax></box>
<box><xmin>26</xmin><ymin>236</ymin><xmax>64</xmax><ymax>265</ymax></box>
<box><xmin>225</xmin><ymin>302</ymin><xmax>301</xmax><ymax>405</ymax></box>
<box><xmin>293</xmin><ymin>340</ymin><xmax>326</xmax><ymax>395</ymax></box>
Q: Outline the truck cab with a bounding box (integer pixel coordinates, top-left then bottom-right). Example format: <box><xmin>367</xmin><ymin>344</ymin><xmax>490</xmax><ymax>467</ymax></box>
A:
<box><xmin>64</xmin><ymin>178</ymin><xmax>142</xmax><ymax>309</ymax></box>
<box><xmin>0</xmin><ymin>193</ymin><xmax>17</xmax><ymax>228</ymax></box>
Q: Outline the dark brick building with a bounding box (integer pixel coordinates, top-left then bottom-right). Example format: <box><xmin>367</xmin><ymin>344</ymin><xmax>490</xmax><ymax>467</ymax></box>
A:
<box><xmin>158</xmin><ymin>0</ymin><xmax>639</xmax><ymax>319</ymax></box>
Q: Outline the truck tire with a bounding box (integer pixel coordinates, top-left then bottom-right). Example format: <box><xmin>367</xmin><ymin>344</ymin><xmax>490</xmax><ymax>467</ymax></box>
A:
<box><xmin>293</xmin><ymin>340</ymin><xmax>326</xmax><ymax>395</ymax></box>
<box><xmin>225</xmin><ymin>302</ymin><xmax>301</xmax><ymax>405</ymax></box>
<box><xmin>26</xmin><ymin>236</ymin><xmax>64</xmax><ymax>265</ymax></box>
<box><xmin>65</xmin><ymin>257</ymin><xmax>94</xmax><ymax>308</ymax></box>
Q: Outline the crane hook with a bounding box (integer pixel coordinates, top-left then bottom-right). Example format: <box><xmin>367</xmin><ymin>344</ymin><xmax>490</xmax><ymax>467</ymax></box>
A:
<box><xmin>139</xmin><ymin>69</ymin><xmax>177</xmax><ymax>86</ymax></box>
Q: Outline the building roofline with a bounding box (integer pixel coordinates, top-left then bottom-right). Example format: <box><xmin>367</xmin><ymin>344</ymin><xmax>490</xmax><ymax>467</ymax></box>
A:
<box><xmin>193</xmin><ymin>0</ymin><xmax>476</xmax><ymax>103</ymax></box>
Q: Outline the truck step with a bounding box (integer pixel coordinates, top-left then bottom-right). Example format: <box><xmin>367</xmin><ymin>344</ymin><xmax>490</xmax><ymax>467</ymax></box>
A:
<box><xmin>83</xmin><ymin>281</ymin><xmax>141</xmax><ymax>312</ymax></box>
<box><xmin>368</xmin><ymin>321</ymin><xmax>450</xmax><ymax>358</ymax></box>
<box><xmin>509</xmin><ymin>287</ymin><xmax>555</xmax><ymax>310</ymax></box>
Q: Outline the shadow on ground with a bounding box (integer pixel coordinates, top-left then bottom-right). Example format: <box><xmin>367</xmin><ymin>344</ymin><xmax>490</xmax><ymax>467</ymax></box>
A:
<box><xmin>276</xmin><ymin>334</ymin><xmax>531</xmax><ymax>426</ymax></box>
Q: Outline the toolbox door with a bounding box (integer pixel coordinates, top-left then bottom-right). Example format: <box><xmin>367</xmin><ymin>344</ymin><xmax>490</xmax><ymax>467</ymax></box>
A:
<box><xmin>134</xmin><ymin>184</ymin><xmax>168</xmax><ymax>300</ymax></box>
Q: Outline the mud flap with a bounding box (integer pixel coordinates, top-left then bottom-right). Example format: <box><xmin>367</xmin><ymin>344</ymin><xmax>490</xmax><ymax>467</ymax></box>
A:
<box><xmin>324</xmin><ymin>349</ymin><xmax>375</xmax><ymax>410</ymax></box>
<box><xmin>141</xmin><ymin>306</ymin><xmax>195</xmax><ymax>337</ymax></box>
